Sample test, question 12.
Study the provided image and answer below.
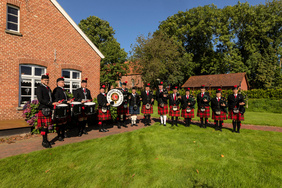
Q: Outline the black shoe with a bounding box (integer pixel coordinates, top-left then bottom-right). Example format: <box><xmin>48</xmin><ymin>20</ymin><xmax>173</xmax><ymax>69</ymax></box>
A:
<box><xmin>42</xmin><ymin>142</ymin><xmax>52</xmax><ymax>148</ymax></box>
<box><xmin>104</xmin><ymin>129</ymin><xmax>109</xmax><ymax>132</ymax></box>
<box><xmin>48</xmin><ymin>141</ymin><xmax>55</xmax><ymax>145</ymax></box>
<box><xmin>99</xmin><ymin>129</ymin><xmax>104</xmax><ymax>132</ymax></box>
<box><xmin>144</xmin><ymin>124</ymin><xmax>147</xmax><ymax>126</ymax></box>
<box><xmin>58</xmin><ymin>136</ymin><xmax>64</xmax><ymax>141</ymax></box>
<box><xmin>232</xmin><ymin>130</ymin><xmax>236</xmax><ymax>133</ymax></box>
<box><xmin>124</xmin><ymin>125</ymin><xmax>128</xmax><ymax>128</ymax></box>
<box><xmin>64</xmin><ymin>132</ymin><xmax>69</xmax><ymax>138</ymax></box>
<box><xmin>131</xmin><ymin>124</ymin><xmax>134</xmax><ymax>127</ymax></box>
<box><xmin>164</xmin><ymin>124</ymin><xmax>166</xmax><ymax>126</ymax></box>
<box><xmin>83</xmin><ymin>130</ymin><xmax>88</xmax><ymax>135</ymax></box>
<box><xmin>219</xmin><ymin>129</ymin><xmax>222</xmax><ymax>132</ymax></box>
<box><xmin>236</xmin><ymin>131</ymin><xmax>240</xmax><ymax>133</ymax></box>
<box><xmin>78</xmin><ymin>131</ymin><xmax>83</xmax><ymax>137</ymax></box>
<box><xmin>118</xmin><ymin>124</ymin><xmax>121</xmax><ymax>129</ymax></box>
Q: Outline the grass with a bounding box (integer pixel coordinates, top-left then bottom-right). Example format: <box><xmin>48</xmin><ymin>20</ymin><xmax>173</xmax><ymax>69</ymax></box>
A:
<box><xmin>0</xmin><ymin>124</ymin><xmax>281</xmax><ymax>187</ymax></box>
<box><xmin>151</xmin><ymin>103</ymin><xmax>282</xmax><ymax>127</ymax></box>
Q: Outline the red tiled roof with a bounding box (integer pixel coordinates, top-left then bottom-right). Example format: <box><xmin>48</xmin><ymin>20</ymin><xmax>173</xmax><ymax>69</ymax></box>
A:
<box><xmin>182</xmin><ymin>73</ymin><xmax>248</xmax><ymax>88</ymax></box>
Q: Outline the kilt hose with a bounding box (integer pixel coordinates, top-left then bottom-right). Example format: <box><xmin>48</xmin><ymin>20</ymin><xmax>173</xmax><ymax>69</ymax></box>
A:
<box><xmin>169</xmin><ymin>106</ymin><xmax>180</xmax><ymax>117</ymax></box>
<box><xmin>181</xmin><ymin>108</ymin><xmax>195</xmax><ymax>118</ymax></box>
<box><xmin>117</xmin><ymin>105</ymin><xmax>128</xmax><ymax>115</ymax></box>
<box><xmin>197</xmin><ymin>106</ymin><xmax>210</xmax><ymax>118</ymax></box>
<box><xmin>37</xmin><ymin>110</ymin><xmax>52</xmax><ymax>128</ymax></box>
<box><xmin>158</xmin><ymin>104</ymin><xmax>168</xmax><ymax>115</ymax></box>
<box><xmin>98</xmin><ymin>108</ymin><xmax>112</xmax><ymax>121</ymax></box>
<box><xmin>141</xmin><ymin>105</ymin><xmax>153</xmax><ymax>114</ymax></box>
<box><xmin>212</xmin><ymin>111</ymin><xmax>227</xmax><ymax>121</ymax></box>
<box><xmin>228</xmin><ymin>110</ymin><xmax>244</xmax><ymax>121</ymax></box>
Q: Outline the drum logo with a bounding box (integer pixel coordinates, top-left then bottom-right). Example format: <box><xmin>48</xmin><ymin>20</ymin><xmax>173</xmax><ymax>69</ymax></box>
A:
<box><xmin>107</xmin><ymin>89</ymin><xmax>124</xmax><ymax>107</ymax></box>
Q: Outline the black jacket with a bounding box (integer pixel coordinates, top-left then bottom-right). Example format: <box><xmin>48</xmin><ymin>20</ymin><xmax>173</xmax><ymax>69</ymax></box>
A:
<box><xmin>228</xmin><ymin>94</ymin><xmax>245</xmax><ymax>113</ymax></box>
<box><xmin>169</xmin><ymin>93</ymin><xmax>181</xmax><ymax>106</ymax></box>
<box><xmin>211</xmin><ymin>97</ymin><xmax>228</xmax><ymax>113</ymax></box>
<box><xmin>52</xmin><ymin>87</ymin><xmax>68</xmax><ymax>103</ymax></box>
<box><xmin>128</xmin><ymin>93</ymin><xmax>141</xmax><ymax>106</ymax></box>
<box><xmin>74</xmin><ymin>87</ymin><xmax>92</xmax><ymax>102</ymax></box>
<box><xmin>156</xmin><ymin>89</ymin><xmax>168</xmax><ymax>105</ymax></box>
<box><xmin>197</xmin><ymin>92</ymin><xmax>210</xmax><ymax>107</ymax></box>
<box><xmin>97</xmin><ymin>93</ymin><xmax>108</xmax><ymax>108</ymax></box>
<box><xmin>141</xmin><ymin>90</ymin><xmax>154</xmax><ymax>106</ymax></box>
<box><xmin>181</xmin><ymin>95</ymin><xmax>196</xmax><ymax>109</ymax></box>
<box><xmin>36</xmin><ymin>84</ymin><xmax>53</xmax><ymax>110</ymax></box>
<box><xmin>119</xmin><ymin>88</ymin><xmax>129</xmax><ymax>104</ymax></box>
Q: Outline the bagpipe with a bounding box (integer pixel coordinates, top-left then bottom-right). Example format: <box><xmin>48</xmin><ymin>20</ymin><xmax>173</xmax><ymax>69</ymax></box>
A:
<box><xmin>159</xmin><ymin>89</ymin><xmax>168</xmax><ymax>108</ymax></box>
<box><xmin>145</xmin><ymin>91</ymin><xmax>154</xmax><ymax>110</ymax></box>
<box><xmin>172</xmin><ymin>92</ymin><xmax>181</xmax><ymax>111</ymax></box>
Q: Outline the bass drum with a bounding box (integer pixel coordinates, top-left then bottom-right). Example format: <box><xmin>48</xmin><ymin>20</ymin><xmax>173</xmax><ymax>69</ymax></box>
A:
<box><xmin>106</xmin><ymin>89</ymin><xmax>124</xmax><ymax>107</ymax></box>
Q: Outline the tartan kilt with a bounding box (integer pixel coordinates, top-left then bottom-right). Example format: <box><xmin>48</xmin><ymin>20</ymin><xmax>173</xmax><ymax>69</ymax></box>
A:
<box><xmin>141</xmin><ymin>105</ymin><xmax>153</xmax><ymax>114</ymax></box>
<box><xmin>37</xmin><ymin>110</ymin><xmax>52</xmax><ymax>128</ymax></box>
<box><xmin>197</xmin><ymin>106</ymin><xmax>210</xmax><ymax>118</ymax></box>
<box><xmin>98</xmin><ymin>108</ymin><xmax>112</xmax><ymax>121</ymax></box>
<box><xmin>212</xmin><ymin>111</ymin><xmax>227</xmax><ymax>121</ymax></box>
<box><xmin>169</xmin><ymin>106</ymin><xmax>180</xmax><ymax>117</ymax></box>
<box><xmin>158</xmin><ymin>104</ymin><xmax>168</xmax><ymax>115</ymax></box>
<box><xmin>181</xmin><ymin>108</ymin><xmax>194</xmax><ymax>118</ymax></box>
<box><xmin>117</xmin><ymin>105</ymin><xmax>128</xmax><ymax>115</ymax></box>
<box><xmin>228</xmin><ymin>110</ymin><xmax>244</xmax><ymax>121</ymax></box>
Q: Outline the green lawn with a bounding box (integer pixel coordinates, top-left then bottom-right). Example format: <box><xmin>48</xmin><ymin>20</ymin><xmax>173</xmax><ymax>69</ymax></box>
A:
<box><xmin>0</xmin><ymin>124</ymin><xmax>281</xmax><ymax>187</ymax></box>
<box><xmin>151</xmin><ymin>104</ymin><xmax>282</xmax><ymax>127</ymax></box>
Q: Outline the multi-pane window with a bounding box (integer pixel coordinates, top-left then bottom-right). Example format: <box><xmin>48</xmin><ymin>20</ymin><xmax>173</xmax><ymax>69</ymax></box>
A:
<box><xmin>62</xmin><ymin>70</ymin><xmax>81</xmax><ymax>93</ymax></box>
<box><xmin>131</xmin><ymin>79</ymin><xmax>135</xmax><ymax>87</ymax></box>
<box><xmin>20</xmin><ymin>65</ymin><xmax>46</xmax><ymax>106</ymax></box>
<box><xmin>7</xmin><ymin>5</ymin><xmax>20</xmax><ymax>32</ymax></box>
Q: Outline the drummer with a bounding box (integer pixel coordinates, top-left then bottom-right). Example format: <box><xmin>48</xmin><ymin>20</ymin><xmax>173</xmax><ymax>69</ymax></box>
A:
<box><xmin>97</xmin><ymin>85</ymin><xmax>111</xmax><ymax>132</ymax></box>
<box><xmin>74</xmin><ymin>78</ymin><xmax>92</xmax><ymax>137</ymax></box>
<box><xmin>53</xmin><ymin>77</ymin><xmax>72</xmax><ymax>141</ymax></box>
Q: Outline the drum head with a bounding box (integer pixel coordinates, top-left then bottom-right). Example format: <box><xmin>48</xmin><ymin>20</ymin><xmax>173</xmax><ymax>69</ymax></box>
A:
<box><xmin>71</xmin><ymin>102</ymin><xmax>82</xmax><ymax>105</ymax></box>
<box><xmin>57</xmin><ymin>104</ymin><xmax>68</xmax><ymax>107</ymax></box>
<box><xmin>84</xmin><ymin>102</ymin><xmax>96</xmax><ymax>106</ymax></box>
<box><xmin>107</xmin><ymin>89</ymin><xmax>124</xmax><ymax>107</ymax></box>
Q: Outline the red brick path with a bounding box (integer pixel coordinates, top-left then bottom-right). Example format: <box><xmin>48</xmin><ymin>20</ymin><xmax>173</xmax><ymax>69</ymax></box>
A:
<box><xmin>0</xmin><ymin>117</ymin><xmax>281</xmax><ymax>159</ymax></box>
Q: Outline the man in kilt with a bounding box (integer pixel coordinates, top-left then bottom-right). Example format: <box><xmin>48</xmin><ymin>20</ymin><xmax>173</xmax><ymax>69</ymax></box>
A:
<box><xmin>197</xmin><ymin>85</ymin><xmax>210</xmax><ymax>128</ymax></box>
<box><xmin>228</xmin><ymin>85</ymin><xmax>245</xmax><ymax>133</ymax></box>
<box><xmin>211</xmin><ymin>89</ymin><xmax>227</xmax><ymax>131</ymax></box>
<box><xmin>169</xmin><ymin>86</ymin><xmax>182</xmax><ymax>127</ymax></box>
<box><xmin>53</xmin><ymin>77</ymin><xmax>72</xmax><ymax>141</ymax></box>
<box><xmin>128</xmin><ymin>87</ymin><xmax>141</xmax><ymax>126</ymax></box>
<box><xmin>97</xmin><ymin>85</ymin><xmax>111</xmax><ymax>132</ymax></box>
<box><xmin>156</xmin><ymin>81</ymin><xmax>168</xmax><ymax>126</ymax></box>
<box><xmin>117</xmin><ymin>81</ymin><xmax>129</xmax><ymax>128</ymax></box>
<box><xmin>181</xmin><ymin>88</ymin><xmax>196</xmax><ymax>127</ymax></box>
<box><xmin>74</xmin><ymin>78</ymin><xmax>92</xmax><ymax>136</ymax></box>
<box><xmin>141</xmin><ymin>83</ymin><xmax>154</xmax><ymax>126</ymax></box>
<box><xmin>36</xmin><ymin>73</ymin><xmax>58</xmax><ymax>148</ymax></box>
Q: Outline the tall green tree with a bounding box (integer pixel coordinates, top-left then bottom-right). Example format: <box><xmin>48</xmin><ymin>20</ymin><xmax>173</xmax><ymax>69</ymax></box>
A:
<box><xmin>79</xmin><ymin>16</ymin><xmax>128</xmax><ymax>85</ymax></box>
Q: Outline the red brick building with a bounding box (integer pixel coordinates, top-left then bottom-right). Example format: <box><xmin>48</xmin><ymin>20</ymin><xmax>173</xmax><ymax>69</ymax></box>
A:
<box><xmin>117</xmin><ymin>62</ymin><xmax>143</xmax><ymax>89</ymax></box>
<box><xmin>182</xmin><ymin>73</ymin><xmax>249</xmax><ymax>90</ymax></box>
<box><xmin>0</xmin><ymin>0</ymin><xmax>104</xmax><ymax>121</ymax></box>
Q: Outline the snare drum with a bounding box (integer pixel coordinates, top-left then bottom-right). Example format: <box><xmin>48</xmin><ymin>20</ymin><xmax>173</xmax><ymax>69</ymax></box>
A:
<box><xmin>70</xmin><ymin>102</ymin><xmax>82</xmax><ymax>116</ymax></box>
<box><xmin>54</xmin><ymin>104</ymin><xmax>68</xmax><ymax>119</ymax></box>
<box><xmin>84</xmin><ymin>102</ymin><xmax>96</xmax><ymax>115</ymax></box>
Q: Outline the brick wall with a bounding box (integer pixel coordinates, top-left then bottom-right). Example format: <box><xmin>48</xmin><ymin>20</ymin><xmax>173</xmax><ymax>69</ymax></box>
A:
<box><xmin>0</xmin><ymin>0</ymin><xmax>101</xmax><ymax>120</ymax></box>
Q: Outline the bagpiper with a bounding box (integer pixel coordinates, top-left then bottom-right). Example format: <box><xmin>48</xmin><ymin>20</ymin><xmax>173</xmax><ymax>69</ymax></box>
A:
<box><xmin>74</xmin><ymin>78</ymin><xmax>92</xmax><ymax>136</ymax></box>
<box><xmin>141</xmin><ymin>83</ymin><xmax>154</xmax><ymax>126</ymax></box>
<box><xmin>97</xmin><ymin>85</ymin><xmax>111</xmax><ymax>132</ymax></box>
<box><xmin>53</xmin><ymin>77</ymin><xmax>72</xmax><ymax>141</ymax></box>
<box><xmin>117</xmin><ymin>81</ymin><xmax>129</xmax><ymax>128</ymax></box>
<box><xmin>228</xmin><ymin>85</ymin><xmax>245</xmax><ymax>133</ymax></box>
<box><xmin>156</xmin><ymin>81</ymin><xmax>169</xmax><ymax>126</ymax></box>
<box><xmin>197</xmin><ymin>85</ymin><xmax>210</xmax><ymax>128</ymax></box>
<box><xmin>211</xmin><ymin>89</ymin><xmax>227</xmax><ymax>131</ymax></box>
<box><xmin>169</xmin><ymin>86</ymin><xmax>182</xmax><ymax>127</ymax></box>
<box><xmin>181</xmin><ymin>88</ymin><xmax>196</xmax><ymax>127</ymax></box>
<box><xmin>128</xmin><ymin>87</ymin><xmax>141</xmax><ymax>126</ymax></box>
<box><xmin>36</xmin><ymin>73</ymin><xmax>58</xmax><ymax>148</ymax></box>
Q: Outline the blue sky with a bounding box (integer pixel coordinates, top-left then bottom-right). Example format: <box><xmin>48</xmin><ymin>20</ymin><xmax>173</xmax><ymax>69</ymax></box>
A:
<box><xmin>57</xmin><ymin>0</ymin><xmax>264</xmax><ymax>55</ymax></box>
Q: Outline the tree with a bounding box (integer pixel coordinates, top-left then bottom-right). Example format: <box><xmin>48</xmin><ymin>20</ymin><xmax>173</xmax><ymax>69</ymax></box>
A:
<box><xmin>78</xmin><ymin>16</ymin><xmax>128</xmax><ymax>86</ymax></box>
<box><xmin>130</xmin><ymin>31</ymin><xmax>194</xmax><ymax>87</ymax></box>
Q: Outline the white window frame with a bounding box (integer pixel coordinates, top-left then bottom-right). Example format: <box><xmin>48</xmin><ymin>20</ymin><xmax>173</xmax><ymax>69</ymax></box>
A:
<box><xmin>61</xmin><ymin>69</ymin><xmax>81</xmax><ymax>93</ymax></box>
<box><xmin>19</xmin><ymin>65</ymin><xmax>46</xmax><ymax>107</ymax></box>
<box><xmin>7</xmin><ymin>4</ymin><xmax>20</xmax><ymax>32</ymax></box>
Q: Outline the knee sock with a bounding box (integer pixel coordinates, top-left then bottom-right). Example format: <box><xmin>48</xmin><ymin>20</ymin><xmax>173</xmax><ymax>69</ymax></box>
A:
<box><xmin>163</xmin><ymin>115</ymin><xmax>167</xmax><ymax>125</ymax></box>
<box><xmin>160</xmin><ymin>115</ymin><xmax>163</xmax><ymax>124</ymax></box>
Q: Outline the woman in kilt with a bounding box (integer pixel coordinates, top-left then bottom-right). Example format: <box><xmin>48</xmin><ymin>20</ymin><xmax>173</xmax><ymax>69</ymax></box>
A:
<box><xmin>211</xmin><ymin>89</ymin><xmax>227</xmax><ymax>131</ymax></box>
<box><xmin>97</xmin><ymin>85</ymin><xmax>111</xmax><ymax>132</ymax></box>
<box><xmin>181</xmin><ymin>88</ymin><xmax>196</xmax><ymax>127</ymax></box>
<box><xmin>36</xmin><ymin>73</ymin><xmax>59</xmax><ymax>148</ymax></box>
<box><xmin>228</xmin><ymin>85</ymin><xmax>245</xmax><ymax>133</ymax></box>
<box><xmin>169</xmin><ymin>86</ymin><xmax>182</xmax><ymax>127</ymax></box>
<box><xmin>197</xmin><ymin>85</ymin><xmax>210</xmax><ymax>128</ymax></box>
<box><xmin>128</xmin><ymin>87</ymin><xmax>141</xmax><ymax>126</ymax></box>
<box><xmin>141</xmin><ymin>83</ymin><xmax>154</xmax><ymax>126</ymax></box>
<box><xmin>156</xmin><ymin>81</ymin><xmax>169</xmax><ymax>126</ymax></box>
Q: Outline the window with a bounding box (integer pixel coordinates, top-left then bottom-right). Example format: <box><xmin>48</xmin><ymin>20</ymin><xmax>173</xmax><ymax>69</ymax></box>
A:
<box><xmin>62</xmin><ymin>70</ymin><xmax>81</xmax><ymax>93</ymax></box>
<box><xmin>19</xmin><ymin>65</ymin><xmax>46</xmax><ymax>106</ymax></box>
<box><xmin>132</xmin><ymin>79</ymin><xmax>135</xmax><ymax>87</ymax></box>
<box><xmin>7</xmin><ymin>5</ymin><xmax>20</xmax><ymax>32</ymax></box>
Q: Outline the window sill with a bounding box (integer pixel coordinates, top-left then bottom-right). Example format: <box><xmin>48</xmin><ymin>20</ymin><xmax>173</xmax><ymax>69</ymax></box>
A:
<box><xmin>17</xmin><ymin>107</ymin><xmax>24</xmax><ymax>111</ymax></box>
<box><xmin>5</xmin><ymin>29</ymin><xmax>22</xmax><ymax>36</ymax></box>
